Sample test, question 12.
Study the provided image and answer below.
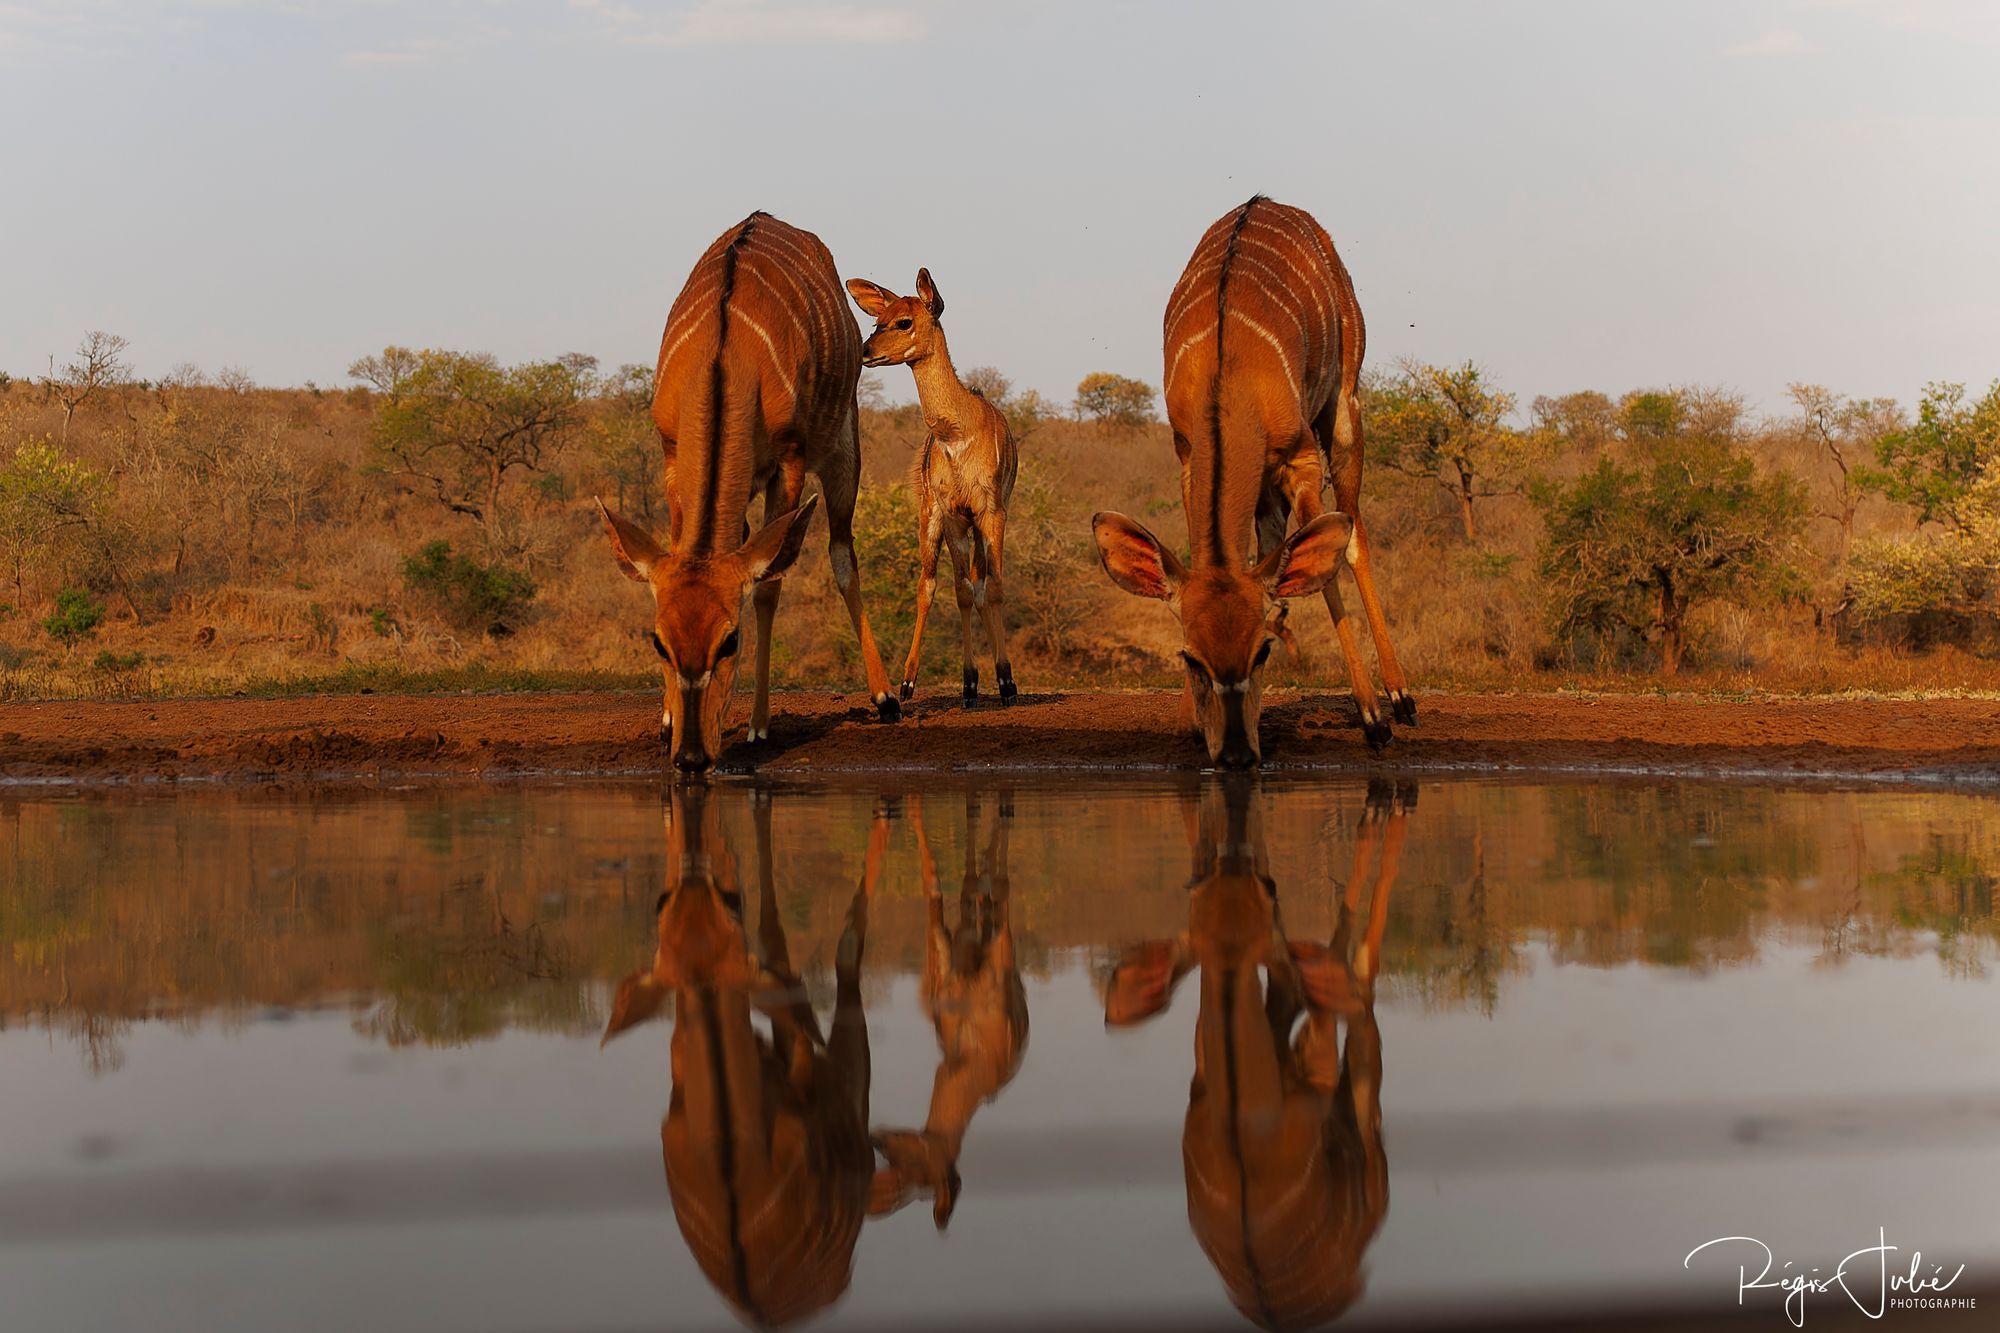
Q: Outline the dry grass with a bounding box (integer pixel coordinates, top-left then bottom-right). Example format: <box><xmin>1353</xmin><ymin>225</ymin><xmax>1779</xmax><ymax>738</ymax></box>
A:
<box><xmin>3</xmin><ymin>379</ymin><xmax>1997</xmax><ymax>703</ymax></box>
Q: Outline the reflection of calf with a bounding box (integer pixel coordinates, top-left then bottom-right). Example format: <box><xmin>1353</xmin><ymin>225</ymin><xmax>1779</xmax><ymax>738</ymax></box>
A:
<box><xmin>1106</xmin><ymin>779</ymin><xmax>1403</xmax><ymax>1333</ymax></box>
<box><xmin>602</xmin><ymin>789</ymin><xmax>900</xmax><ymax>1329</ymax></box>
<box><xmin>874</xmin><ymin>791</ymin><xmax>1031</xmax><ymax>1228</ymax></box>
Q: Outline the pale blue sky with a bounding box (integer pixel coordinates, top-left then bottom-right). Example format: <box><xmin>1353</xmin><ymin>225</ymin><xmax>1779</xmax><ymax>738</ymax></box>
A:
<box><xmin>3</xmin><ymin>0</ymin><xmax>1996</xmax><ymax>414</ymax></box>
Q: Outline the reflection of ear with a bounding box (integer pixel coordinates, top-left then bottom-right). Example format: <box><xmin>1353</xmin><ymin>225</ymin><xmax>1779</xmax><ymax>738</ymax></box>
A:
<box><xmin>598</xmin><ymin>498</ymin><xmax>666</xmax><ymax>582</ymax></box>
<box><xmin>601</xmin><ymin>969</ymin><xmax>668</xmax><ymax>1044</ymax></box>
<box><xmin>1254</xmin><ymin>511</ymin><xmax>1353</xmax><ymax>598</ymax></box>
<box><xmin>737</xmin><ymin>492</ymin><xmax>819</xmax><ymax>583</ymax></box>
<box><xmin>1091</xmin><ymin>511</ymin><xmax>1186</xmax><ymax>601</ymax></box>
<box><xmin>845</xmin><ymin>278</ymin><xmax>895</xmax><ymax>318</ymax></box>
<box><xmin>1105</xmin><ymin>935</ymin><xmax>1194</xmax><ymax>1026</ymax></box>
<box><xmin>914</xmin><ymin>267</ymin><xmax>943</xmax><ymax>318</ymax></box>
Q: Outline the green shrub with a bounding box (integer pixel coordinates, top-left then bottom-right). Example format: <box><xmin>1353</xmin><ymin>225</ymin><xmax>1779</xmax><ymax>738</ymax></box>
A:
<box><xmin>43</xmin><ymin>588</ymin><xmax>104</xmax><ymax>645</ymax></box>
<box><xmin>402</xmin><ymin>540</ymin><xmax>537</xmax><ymax>631</ymax></box>
<box><xmin>92</xmin><ymin>649</ymin><xmax>143</xmax><ymax>672</ymax></box>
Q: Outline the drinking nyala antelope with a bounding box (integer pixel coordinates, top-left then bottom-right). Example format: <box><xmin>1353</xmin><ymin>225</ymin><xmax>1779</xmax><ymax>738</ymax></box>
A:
<box><xmin>846</xmin><ymin>268</ymin><xmax>1020</xmax><ymax>705</ymax></box>
<box><xmin>1106</xmin><ymin>778</ymin><xmax>1396</xmax><ymax>1332</ymax></box>
<box><xmin>602</xmin><ymin>788</ymin><xmax>897</xmax><ymax>1328</ymax></box>
<box><xmin>871</xmin><ymin>791</ymin><xmax>1030</xmax><ymax>1228</ymax></box>
<box><xmin>1092</xmin><ymin>196</ymin><xmax>1415</xmax><ymax>765</ymax></box>
<box><xmin>598</xmin><ymin>212</ymin><xmax>901</xmax><ymax>774</ymax></box>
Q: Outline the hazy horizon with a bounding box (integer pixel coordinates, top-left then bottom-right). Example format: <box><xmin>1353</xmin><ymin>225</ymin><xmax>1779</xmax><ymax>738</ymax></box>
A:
<box><xmin>4</xmin><ymin>0</ymin><xmax>1997</xmax><ymax>416</ymax></box>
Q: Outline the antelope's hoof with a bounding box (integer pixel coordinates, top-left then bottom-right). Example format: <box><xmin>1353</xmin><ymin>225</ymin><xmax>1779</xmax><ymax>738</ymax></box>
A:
<box><xmin>1362</xmin><ymin>717</ymin><xmax>1393</xmax><ymax>752</ymax></box>
<box><xmin>745</xmin><ymin>724</ymin><xmax>769</xmax><ymax>744</ymax></box>
<box><xmin>996</xmin><ymin>665</ymin><xmax>1018</xmax><ymax>703</ymax></box>
<box><xmin>963</xmin><ymin>667</ymin><xmax>979</xmax><ymax>703</ymax></box>
<box><xmin>1391</xmin><ymin>692</ymin><xmax>1419</xmax><ymax>726</ymax></box>
<box><xmin>899</xmin><ymin>679</ymin><xmax>916</xmax><ymax>702</ymax></box>
<box><xmin>875</xmin><ymin>693</ymin><xmax>903</xmax><ymax>723</ymax></box>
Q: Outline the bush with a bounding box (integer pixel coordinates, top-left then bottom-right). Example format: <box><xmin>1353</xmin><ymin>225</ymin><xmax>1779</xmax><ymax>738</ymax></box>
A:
<box><xmin>43</xmin><ymin>588</ymin><xmax>104</xmax><ymax>645</ymax></box>
<box><xmin>401</xmin><ymin>540</ymin><xmax>537</xmax><ymax>631</ymax></box>
<box><xmin>92</xmin><ymin>649</ymin><xmax>143</xmax><ymax>672</ymax></box>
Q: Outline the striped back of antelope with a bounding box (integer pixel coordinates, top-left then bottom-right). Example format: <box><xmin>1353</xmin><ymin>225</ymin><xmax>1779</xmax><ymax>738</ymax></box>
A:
<box><xmin>653</xmin><ymin>212</ymin><xmax>860</xmax><ymax>556</ymax></box>
<box><xmin>1162</xmin><ymin>196</ymin><xmax>1358</xmax><ymax>568</ymax></box>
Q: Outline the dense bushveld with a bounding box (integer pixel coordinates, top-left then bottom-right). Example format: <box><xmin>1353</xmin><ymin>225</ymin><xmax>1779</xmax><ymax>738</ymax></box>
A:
<box><xmin>1</xmin><ymin>339</ymin><xmax>1996</xmax><ymax>700</ymax></box>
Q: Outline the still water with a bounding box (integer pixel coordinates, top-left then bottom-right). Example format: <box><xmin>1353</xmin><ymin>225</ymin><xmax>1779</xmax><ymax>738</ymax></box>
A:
<box><xmin>3</xmin><ymin>778</ymin><xmax>1997</xmax><ymax>1332</ymax></box>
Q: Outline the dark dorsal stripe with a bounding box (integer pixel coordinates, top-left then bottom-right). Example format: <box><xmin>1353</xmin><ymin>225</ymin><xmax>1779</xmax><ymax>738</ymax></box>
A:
<box><xmin>692</xmin><ymin>214</ymin><xmax>761</xmax><ymax>552</ymax></box>
<box><xmin>1203</xmin><ymin>196</ymin><xmax>1262</xmax><ymax>565</ymax></box>
<box><xmin>695</xmin><ymin>991</ymin><xmax>757</xmax><ymax>1315</ymax></box>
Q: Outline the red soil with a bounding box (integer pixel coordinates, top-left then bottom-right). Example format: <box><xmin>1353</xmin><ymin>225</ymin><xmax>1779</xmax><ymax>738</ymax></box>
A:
<box><xmin>2</xmin><ymin>689</ymin><xmax>1996</xmax><ymax>786</ymax></box>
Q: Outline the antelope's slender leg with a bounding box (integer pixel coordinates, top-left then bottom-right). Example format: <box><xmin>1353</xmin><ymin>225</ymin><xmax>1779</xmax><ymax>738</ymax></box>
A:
<box><xmin>831</xmin><ymin>805</ymin><xmax>885</xmax><ymax>1124</ymax></box>
<box><xmin>749</xmin><ymin>467</ymin><xmax>803</xmax><ymax>743</ymax></box>
<box><xmin>973</xmin><ymin>509</ymin><xmax>1016</xmax><ymax>701</ymax></box>
<box><xmin>902</xmin><ymin>487</ymin><xmax>948</xmax><ymax>702</ymax></box>
<box><xmin>911</xmin><ymin>796</ymin><xmax>949</xmax><ymax>1026</ymax></box>
<box><xmin>822</xmin><ymin>411</ymin><xmax>900</xmax><ymax>721</ymax></box>
<box><xmin>1289</xmin><ymin>444</ymin><xmax>1389</xmax><ymax>750</ymax></box>
<box><xmin>947</xmin><ymin>519</ymin><xmax>979</xmax><ymax>702</ymax></box>
<box><xmin>1330</xmin><ymin>384</ymin><xmax>1415</xmax><ymax>725</ymax></box>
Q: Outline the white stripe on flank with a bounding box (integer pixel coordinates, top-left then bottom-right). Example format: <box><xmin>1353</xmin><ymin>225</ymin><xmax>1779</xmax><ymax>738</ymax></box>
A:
<box><xmin>1165</xmin><ymin>324</ymin><xmax>1215</xmax><ymax>393</ymax></box>
<box><xmin>1225</xmin><ymin>308</ymin><xmax>1296</xmax><ymax>387</ymax></box>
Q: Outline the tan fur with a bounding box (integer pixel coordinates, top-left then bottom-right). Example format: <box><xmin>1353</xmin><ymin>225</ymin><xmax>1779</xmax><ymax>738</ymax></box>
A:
<box><xmin>601</xmin><ymin>213</ymin><xmax>900</xmax><ymax>772</ymax></box>
<box><xmin>1095</xmin><ymin>197</ymin><xmax>1416</xmax><ymax>760</ymax></box>
<box><xmin>603</xmin><ymin>791</ymin><xmax>899</xmax><ymax>1328</ymax></box>
<box><xmin>868</xmin><ymin>792</ymin><xmax>1029</xmax><ymax>1229</ymax></box>
<box><xmin>1104</xmin><ymin>781</ymin><xmax>1397</xmax><ymax>1332</ymax></box>
<box><xmin>847</xmin><ymin>269</ymin><xmax>1021</xmax><ymax>702</ymax></box>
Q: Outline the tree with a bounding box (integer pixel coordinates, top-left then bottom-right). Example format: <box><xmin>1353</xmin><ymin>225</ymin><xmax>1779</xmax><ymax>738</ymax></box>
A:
<box><xmin>1531</xmin><ymin>390</ymin><xmax>1619</xmax><ymax>456</ymax></box>
<box><xmin>961</xmin><ymin>365</ymin><xmax>1011</xmax><ymax>403</ymax></box>
<box><xmin>1075</xmin><ymin>372</ymin><xmax>1156</xmax><ymax>428</ymax></box>
<box><xmin>0</xmin><ymin>440</ymin><xmax>106</xmax><ymax>601</ymax></box>
<box><xmin>42</xmin><ymin>331</ymin><xmax>130</xmax><ymax>440</ymax></box>
<box><xmin>1367</xmin><ymin>360</ymin><xmax>1544</xmax><ymax>539</ymax></box>
<box><xmin>355</xmin><ymin>347</ymin><xmax>593</xmax><ymax>548</ymax></box>
<box><xmin>1534</xmin><ymin>431</ymin><xmax>1807</xmax><ymax>675</ymax></box>
<box><xmin>585</xmin><ymin>363</ymin><xmax>666</xmax><ymax>528</ymax></box>
<box><xmin>1854</xmin><ymin>380</ymin><xmax>2000</xmax><ymax>533</ymax></box>
<box><xmin>1784</xmin><ymin>383</ymin><xmax>1902</xmax><ymax>559</ymax></box>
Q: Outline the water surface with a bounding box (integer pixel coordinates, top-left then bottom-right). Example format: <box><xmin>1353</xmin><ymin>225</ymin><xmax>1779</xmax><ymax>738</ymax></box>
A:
<box><xmin>3</xmin><ymin>778</ymin><xmax>1996</xmax><ymax>1331</ymax></box>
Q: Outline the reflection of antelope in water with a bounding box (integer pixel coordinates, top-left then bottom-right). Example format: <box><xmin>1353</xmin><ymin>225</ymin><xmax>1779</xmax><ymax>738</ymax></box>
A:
<box><xmin>601</xmin><ymin>789</ymin><xmax>901</xmax><ymax>1329</ymax></box>
<box><xmin>873</xmin><ymin>791</ymin><xmax>1030</xmax><ymax>1228</ymax></box>
<box><xmin>1105</xmin><ymin>779</ymin><xmax>1402</xmax><ymax>1332</ymax></box>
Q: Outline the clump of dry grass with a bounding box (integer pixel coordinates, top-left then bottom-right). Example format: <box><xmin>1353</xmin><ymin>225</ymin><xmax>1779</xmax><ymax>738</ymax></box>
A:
<box><xmin>3</xmin><ymin>376</ymin><xmax>1997</xmax><ymax>703</ymax></box>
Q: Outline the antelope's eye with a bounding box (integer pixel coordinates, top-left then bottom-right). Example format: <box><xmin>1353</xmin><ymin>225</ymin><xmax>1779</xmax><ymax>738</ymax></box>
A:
<box><xmin>894</xmin><ymin>318</ymin><xmax>913</xmax><ymax>330</ymax></box>
<box><xmin>649</xmin><ymin>632</ymin><xmax>670</xmax><ymax>661</ymax></box>
<box><xmin>1252</xmin><ymin>638</ymin><xmax>1274</xmax><ymax>669</ymax></box>
<box><xmin>1181</xmin><ymin>651</ymin><xmax>1212</xmax><ymax>684</ymax></box>
<box><xmin>716</xmin><ymin>628</ymin><xmax>740</xmax><ymax>661</ymax></box>
<box><xmin>653</xmin><ymin>892</ymin><xmax>668</xmax><ymax>915</ymax></box>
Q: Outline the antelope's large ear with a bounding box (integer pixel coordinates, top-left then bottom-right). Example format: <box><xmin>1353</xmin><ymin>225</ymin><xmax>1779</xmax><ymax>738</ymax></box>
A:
<box><xmin>1255</xmin><ymin>511</ymin><xmax>1353</xmax><ymax>599</ymax></box>
<box><xmin>599</xmin><ymin>498</ymin><xmax>666</xmax><ymax>583</ymax></box>
<box><xmin>601</xmin><ymin>969</ymin><xmax>669</xmax><ymax>1045</ymax></box>
<box><xmin>846</xmin><ymin>278</ymin><xmax>894</xmax><ymax>318</ymax></box>
<box><xmin>737</xmin><ymin>491</ymin><xmax>819</xmax><ymax>584</ymax></box>
<box><xmin>914</xmin><ymin>267</ymin><xmax>943</xmax><ymax>318</ymax></box>
<box><xmin>1104</xmin><ymin>935</ymin><xmax>1195</xmax><ymax>1026</ymax></box>
<box><xmin>1092</xmin><ymin>511</ymin><xmax>1185</xmax><ymax>601</ymax></box>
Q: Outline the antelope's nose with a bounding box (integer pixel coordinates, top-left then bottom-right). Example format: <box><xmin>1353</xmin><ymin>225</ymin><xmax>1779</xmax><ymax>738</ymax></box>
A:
<box><xmin>673</xmin><ymin>746</ymin><xmax>713</xmax><ymax>774</ymax></box>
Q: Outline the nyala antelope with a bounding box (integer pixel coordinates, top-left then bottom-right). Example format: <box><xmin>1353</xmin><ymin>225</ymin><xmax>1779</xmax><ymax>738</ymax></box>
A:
<box><xmin>1093</xmin><ymin>196</ymin><xmax>1415</xmax><ymax>764</ymax></box>
<box><xmin>871</xmin><ymin>791</ymin><xmax>1030</xmax><ymax>1227</ymax></box>
<box><xmin>1106</xmin><ymin>778</ymin><xmax>1398</xmax><ymax>1332</ymax></box>
<box><xmin>598</xmin><ymin>213</ymin><xmax>901</xmax><ymax>774</ymax></box>
<box><xmin>846</xmin><ymin>269</ymin><xmax>1020</xmax><ymax>705</ymax></box>
<box><xmin>602</xmin><ymin>788</ymin><xmax>903</xmax><ymax>1328</ymax></box>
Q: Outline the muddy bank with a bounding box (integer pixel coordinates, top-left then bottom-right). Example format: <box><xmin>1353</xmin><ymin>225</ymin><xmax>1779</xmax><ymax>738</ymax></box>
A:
<box><xmin>2</xmin><ymin>689</ymin><xmax>1998</xmax><ymax>786</ymax></box>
